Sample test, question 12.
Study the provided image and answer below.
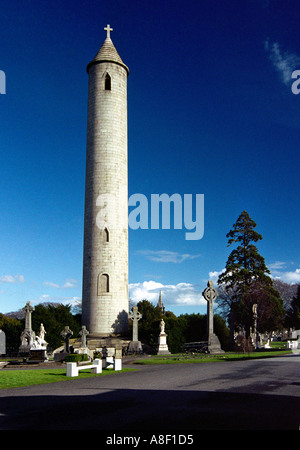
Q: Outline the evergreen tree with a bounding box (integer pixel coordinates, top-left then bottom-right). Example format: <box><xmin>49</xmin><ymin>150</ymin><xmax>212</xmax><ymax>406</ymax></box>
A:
<box><xmin>30</xmin><ymin>303</ymin><xmax>81</xmax><ymax>351</ymax></box>
<box><xmin>135</xmin><ymin>300</ymin><xmax>162</xmax><ymax>350</ymax></box>
<box><xmin>217</xmin><ymin>211</ymin><xmax>283</xmax><ymax>337</ymax></box>
<box><xmin>218</xmin><ymin>211</ymin><xmax>271</xmax><ymax>291</ymax></box>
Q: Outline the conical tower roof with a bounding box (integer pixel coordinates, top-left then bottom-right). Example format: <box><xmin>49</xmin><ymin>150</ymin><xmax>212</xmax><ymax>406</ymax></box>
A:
<box><xmin>87</xmin><ymin>28</ymin><xmax>129</xmax><ymax>75</ymax></box>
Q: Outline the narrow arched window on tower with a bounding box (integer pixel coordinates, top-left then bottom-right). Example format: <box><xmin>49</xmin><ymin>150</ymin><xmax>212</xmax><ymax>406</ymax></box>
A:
<box><xmin>105</xmin><ymin>73</ymin><xmax>111</xmax><ymax>90</ymax></box>
<box><xmin>103</xmin><ymin>227</ymin><xmax>109</xmax><ymax>243</ymax></box>
<box><xmin>97</xmin><ymin>273</ymin><xmax>110</xmax><ymax>295</ymax></box>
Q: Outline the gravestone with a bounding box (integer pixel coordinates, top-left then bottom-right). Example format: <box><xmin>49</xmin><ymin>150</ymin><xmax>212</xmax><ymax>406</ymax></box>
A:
<box><xmin>128</xmin><ymin>306</ymin><xmax>143</xmax><ymax>353</ymax></box>
<box><xmin>75</xmin><ymin>325</ymin><xmax>91</xmax><ymax>359</ymax></box>
<box><xmin>19</xmin><ymin>301</ymin><xmax>36</xmax><ymax>354</ymax></box>
<box><xmin>79</xmin><ymin>325</ymin><xmax>89</xmax><ymax>347</ymax></box>
<box><xmin>157</xmin><ymin>319</ymin><xmax>170</xmax><ymax>355</ymax></box>
<box><xmin>0</xmin><ymin>330</ymin><xmax>6</xmax><ymax>355</ymax></box>
<box><xmin>61</xmin><ymin>326</ymin><xmax>73</xmax><ymax>353</ymax></box>
<box><xmin>54</xmin><ymin>326</ymin><xmax>74</xmax><ymax>361</ymax></box>
<box><xmin>202</xmin><ymin>280</ymin><xmax>224</xmax><ymax>354</ymax></box>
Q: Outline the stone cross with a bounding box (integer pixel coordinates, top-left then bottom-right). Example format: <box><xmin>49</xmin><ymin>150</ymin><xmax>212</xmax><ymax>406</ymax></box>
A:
<box><xmin>19</xmin><ymin>301</ymin><xmax>36</xmax><ymax>352</ymax></box>
<box><xmin>202</xmin><ymin>280</ymin><xmax>218</xmax><ymax>338</ymax></box>
<box><xmin>79</xmin><ymin>325</ymin><xmax>89</xmax><ymax>348</ymax></box>
<box><xmin>61</xmin><ymin>326</ymin><xmax>73</xmax><ymax>353</ymax></box>
<box><xmin>129</xmin><ymin>306</ymin><xmax>142</xmax><ymax>342</ymax></box>
<box><xmin>202</xmin><ymin>280</ymin><xmax>224</xmax><ymax>354</ymax></box>
<box><xmin>104</xmin><ymin>24</ymin><xmax>113</xmax><ymax>39</ymax></box>
<box><xmin>23</xmin><ymin>301</ymin><xmax>35</xmax><ymax>331</ymax></box>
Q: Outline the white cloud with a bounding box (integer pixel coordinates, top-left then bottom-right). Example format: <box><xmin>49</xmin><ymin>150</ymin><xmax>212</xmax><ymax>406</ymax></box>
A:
<box><xmin>0</xmin><ymin>274</ymin><xmax>25</xmax><ymax>284</ymax></box>
<box><xmin>44</xmin><ymin>281</ymin><xmax>60</xmax><ymax>288</ymax></box>
<box><xmin>268</xmin><ymin>261</ymin><xmax>300</xmax><ymax>284</ymax></box>
<box><xmin>43</xmin><ymin>279</ymin><xmax>78</xmax><ymax>289</ymax></box>
<box><xmin>278</xmin><ymin>269</ymin><xmax>300</xmax><ymax>284</ymax></box>
<box><xmin>129</xmin><ymin>280</ymin><xmax>206</xmax><ymax>307</ymax></box>
<box><xmin>208</xmin><ymin>269</ymin><xmax>225</xmax><ymax>282</ymax></box>
<box><xmin>62</xmin><ymin>279</ymin><xmax>78</xmax><ymax>288</ymax></box>
<box><xmin>265</xmin><ymin>39</ymin><xmax>300</xmax><ymax>85</ymax></box>
<box><xmin>268</xmin><ymin>261</ymin><xmax>287</xmax><ymax>270</ymax></box>
<box><xmin>137</xmin><ymin>250</ymin><xmax>201</xmax><ymax>264</ymax></box>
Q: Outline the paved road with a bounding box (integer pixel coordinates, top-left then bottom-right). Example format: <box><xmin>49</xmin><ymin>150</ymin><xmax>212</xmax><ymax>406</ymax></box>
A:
<box><xmin>0</xmin><ymin>354</ymin><xmax>300</xmax><ymax>431</ymax></box>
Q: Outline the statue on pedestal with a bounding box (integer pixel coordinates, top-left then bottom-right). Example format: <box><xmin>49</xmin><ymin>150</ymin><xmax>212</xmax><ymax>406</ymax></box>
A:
<box><xmin>157</xmin><ymin>318</ymin><xmax>170</xmax><ymax>355</ymax></box>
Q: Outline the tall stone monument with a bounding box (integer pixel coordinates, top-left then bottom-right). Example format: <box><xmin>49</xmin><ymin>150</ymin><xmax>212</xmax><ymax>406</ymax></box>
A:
<box><xmin>157</xmin><ymin>319</ymin><xmax>171</xmax><ymax>355</ymax></box>
<box><xmin>19</xmin><ymin>301</ymin><xmax>36</xmax><ymax>353</ymax></box>
<box><xmin>128</xmin><ymin>306</ymin><xmax>143</xmax><ymax>353</ymax></box>
<box><xmin>202</xmin><ymin>281</ymin><xmax>224</xmax><ymax>354</ymax></box>
<box><xmin>81</xmin><ymin>25</ymin><xmax>129</xmax><ymax>338</ymax></box>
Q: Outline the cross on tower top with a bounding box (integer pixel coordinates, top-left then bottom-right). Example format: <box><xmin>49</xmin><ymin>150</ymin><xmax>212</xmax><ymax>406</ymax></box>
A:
<box><xmin>104</xmin><ymin>24</ymin><xmax>113</xmax><ymax>39</ymax></box>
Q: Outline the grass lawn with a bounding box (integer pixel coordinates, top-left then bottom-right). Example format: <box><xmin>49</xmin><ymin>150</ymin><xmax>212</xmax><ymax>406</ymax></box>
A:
<box><xmin>0</xmin><ymin>367</ymin><xmax>135</xmax><ymax>390</ymax></box>
<box><xmin>0</xmin><ymin>349</ymin><xmax>292</xmax><ymax>389</ymax></box>
<box><xmin>134</xmin><ymin>350</ymin><xmax>292</xmax><ymax>365</ymax></box>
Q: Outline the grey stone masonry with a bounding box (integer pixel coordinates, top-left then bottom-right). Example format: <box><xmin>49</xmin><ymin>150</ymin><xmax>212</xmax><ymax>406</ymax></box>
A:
<box><xmin>81</xmin><ymin>26</ymin><xmax>129</xmax><ymax>337</ymax></box>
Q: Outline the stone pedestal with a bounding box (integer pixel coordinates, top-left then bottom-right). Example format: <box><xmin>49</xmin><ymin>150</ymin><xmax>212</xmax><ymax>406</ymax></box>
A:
<box><xmin>83</xmin><ymin>336</ymin><xmax>128</xmax><ymax>360</ymax></box>
<box><xmin>74</xmin><ymin>347</ymin><xmax>91</xmax><ymax>359</ymax></box>
<box><xmin>207</xmin><ymin>333</ymin><xmax>225</xmax><ymax>354</ymax></box>
<box><xmin>29</xmin><ymin>349</ymin><xmax>48</xmax><ymax>362</ymax></box>
<box><xmin>128</xmin><ymin>340</ymin><xmax>143</xmax><ymax>353</ymax></box>
<box><xmin>157</xmin><ymin>333</ymin><xmax>170</xmax><ymax>355</ymax></box>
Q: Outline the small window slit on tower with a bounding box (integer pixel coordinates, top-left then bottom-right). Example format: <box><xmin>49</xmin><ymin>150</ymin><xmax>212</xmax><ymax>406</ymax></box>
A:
<box><xmin>105</xmin><ymin>73</ymin><xmax>111</xmax><ymax>90</ymax></box>
<box><xmin>103</xmin><ymin>227</ymin><xmax>109</xmax><ymax>243</ymax></box>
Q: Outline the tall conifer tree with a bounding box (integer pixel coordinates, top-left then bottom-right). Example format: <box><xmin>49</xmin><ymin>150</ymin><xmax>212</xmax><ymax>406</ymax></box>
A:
<box><xmin>218</xmin><ymin>211</ymin><xmax>271</xmax><ymax>291</ymax></box>
<box><xmin>217</xmin><ymin>211</ymin><xmax>283</xmax><ymax>336</ymax></box>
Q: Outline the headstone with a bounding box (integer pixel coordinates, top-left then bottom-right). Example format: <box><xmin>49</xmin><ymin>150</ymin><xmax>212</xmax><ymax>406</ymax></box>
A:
<box><xmin>19</xmin><ymin>301</ymin><xmax>36</xmax><ymax>354</ymax></box>
<box><xmin>75</xmin><ymin>325</ymin><xmax>91</xmax><ymax>358</ymax></box>
<box><xmin>292</xmin><ymin>329</ymin><xmax>300</xmax><ymax>339</ymax></box>
<box><xmin>157</xmin><ymin>319</ymin><xmax>171</xmax><ymax>355</ymax></box>
<box><xmin>202</xmin><ymin>280</ymin><xmax>224</xmax><ymax>354</ymax></box>
<box><xmin>79</xmin><ymin>325</ymin><xmax>89</xmax><ymax>348</ymax></box>
<box><xmin>128</xmin><ymin>306</ymin><xmax>143</xmax><ymax>353</ymax></box>
<box><xmin>61</xmin><ymin>326</ymin><xmax>73</xmax><ymax>353</ymax></box>
<box><xmin>0</xmin><ymin>330</ymin><xmax>6</xmax><ymax>355</ymax></box>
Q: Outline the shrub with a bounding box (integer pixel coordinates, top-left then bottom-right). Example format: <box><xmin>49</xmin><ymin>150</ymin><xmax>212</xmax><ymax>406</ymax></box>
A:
<box><xmin>64</xmin><ymin>353</ymin><xmax>89</xmax><ymax>362</ymax></box>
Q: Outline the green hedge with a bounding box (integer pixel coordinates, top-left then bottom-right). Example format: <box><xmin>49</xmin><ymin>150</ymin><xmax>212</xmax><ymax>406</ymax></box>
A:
<box><xmin>64</xmin><ymin>353</ymin><xmax>89</xmax><ymax>362</ymax></box>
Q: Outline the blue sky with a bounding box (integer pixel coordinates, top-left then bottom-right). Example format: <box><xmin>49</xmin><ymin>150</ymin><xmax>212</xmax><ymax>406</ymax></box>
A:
<box><xmin>0</xmin><ymin>0</ymin><xmax>299</xmax><ymax>316</ymax></box>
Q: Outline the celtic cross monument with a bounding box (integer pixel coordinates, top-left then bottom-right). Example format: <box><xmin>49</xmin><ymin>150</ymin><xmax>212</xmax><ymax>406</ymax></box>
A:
<box><xmin>128</xmin><ymin>306</ymin><xmax>143</xmax><ymax>353</ymax></box>
<box><xmin>202</xmin><ymin>281</ymin><xmax>224</xmax><ymax>354</ymax></box>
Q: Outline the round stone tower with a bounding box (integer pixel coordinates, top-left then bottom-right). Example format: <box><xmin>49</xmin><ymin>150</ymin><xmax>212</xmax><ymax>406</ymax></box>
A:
<box><xmin>81</xmin><ymin>25</ymin><xmax>129</xmax><ymax>337</ymax></box>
